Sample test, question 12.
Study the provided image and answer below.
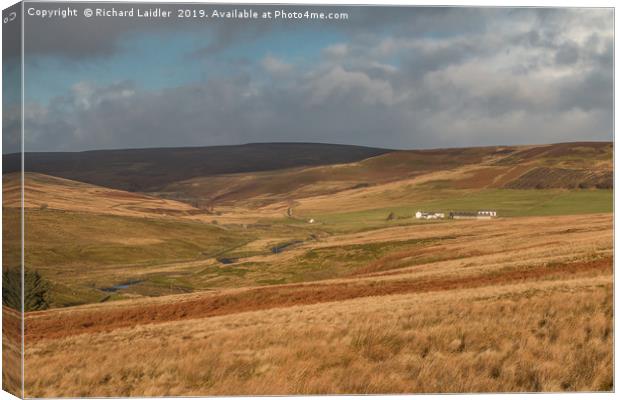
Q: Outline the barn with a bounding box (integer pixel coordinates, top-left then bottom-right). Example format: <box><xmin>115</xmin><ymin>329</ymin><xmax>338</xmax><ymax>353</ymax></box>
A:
<box><xmin>449</xmin><ymin>210</ymin><xmax>498</xmax><ymax>219</ymax></box>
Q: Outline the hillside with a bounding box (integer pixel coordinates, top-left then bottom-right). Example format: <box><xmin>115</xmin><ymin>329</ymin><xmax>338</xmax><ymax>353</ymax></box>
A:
<box><xmin>156</xmin><ymin>141</ymin><xmax>613</xmax><ymax>208</ymax></box>
<box><xmin>4</xmin><ymin>143</ymin><xmax>391</xmax><ymax>192</ymax></box>
<box><xmin>3</xmin><ymin>141</ymin><xmax>612</xmax><ymax>305</ymax></box>
<box><xmin>4</xmin><ymin>146</ymin><xmax>612</xmax><ymax>308</ymax></box>
<box><xmin>4</xmin><ymin>142</ymin><xmax>612</xmax><ymax>200</ymax></box>
<box><xmin>7</xmin><ymin>141</ymin><xmax>612</xmax><ymax>395</ymax></box>
<box><xmin>24</xmin><ymin>213</ymin><xmax>613</xmax><ymax>395</ymax></box>
<box><xmin>3</xmin><ymin>172</ymin><xmax>200</xmax><ymax>219</ymax></box>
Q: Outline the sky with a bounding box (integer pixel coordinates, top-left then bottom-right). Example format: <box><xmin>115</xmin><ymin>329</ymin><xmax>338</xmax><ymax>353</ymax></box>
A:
<box><xmin>3</xmin><ymin>4</ymin><xmax>614</xmax><ymax>152</ymax></box>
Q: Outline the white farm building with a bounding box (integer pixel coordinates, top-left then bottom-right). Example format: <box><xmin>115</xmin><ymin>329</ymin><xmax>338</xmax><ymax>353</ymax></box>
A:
<box><xmin>415</xmin><ymin>211</ymin><xmax>445</xmax><ymax>220</ymax></box>
<box><xmin>449</xmin><ymin>210</ymin><xmax>498</xmax><ymax>219</ymax></box>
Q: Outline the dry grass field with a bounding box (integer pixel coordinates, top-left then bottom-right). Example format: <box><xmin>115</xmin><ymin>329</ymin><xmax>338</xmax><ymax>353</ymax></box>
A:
<box><xmin>2</xmin><ymin>307</ymin><xmax>21</xmax><ymax>396</ymax></box>
<box><xmin>22</xmin><ymin>213</ymin><xmax>612</xmax><ymax>396</ymax></box>
<box><xmin>2</xmin><ymin>142</ymin><xmax>613</xmax><ymax>396</ymax></box>
<box><xmin>24</xmin><ymin>267</ymin><xmax>612</xmax><ymax>396</ymax></box>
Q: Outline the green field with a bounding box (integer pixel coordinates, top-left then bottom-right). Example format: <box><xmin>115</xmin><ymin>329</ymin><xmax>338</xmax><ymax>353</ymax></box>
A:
<box><xmin>6</xmin><ymin>209</ymin><xmax>254</xmax><ymax>307</ymax></box>
<box><xmin>21</xmin><ymin>209</ymin><xmax>251</xmax><ymax>268</ymax></box>
<box><xmin>415</xmin><ymin>188</ymin><xmax>613</xmax><ymax>217</ymax></box>
<box><xmin>8</xmin><ymin>187</ymin><xmax>613</xmax><ymax>308</ymax></box>
<box><xmin>302</xmin><ymin>189</ymin><xmax>613</xmax><ymax>233</ymax></box>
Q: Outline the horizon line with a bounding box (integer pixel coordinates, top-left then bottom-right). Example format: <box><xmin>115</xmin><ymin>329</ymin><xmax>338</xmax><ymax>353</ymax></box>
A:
<box><xmin>2</xmin><ymin>139</ymin><xmax>613</xmax><ymax>156</ymax></box>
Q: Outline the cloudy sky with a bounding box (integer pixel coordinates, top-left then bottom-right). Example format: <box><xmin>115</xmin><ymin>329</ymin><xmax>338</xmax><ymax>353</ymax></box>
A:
<box><xmin>4</xmin><ymin>4</ymin><xmax>613</xmax><ymax>152</ymax></box>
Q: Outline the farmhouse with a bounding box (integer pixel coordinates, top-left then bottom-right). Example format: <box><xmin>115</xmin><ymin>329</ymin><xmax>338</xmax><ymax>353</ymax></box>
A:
<box><xmin>415</xmin><ymin>211</ymin><xmax>445</xmax><ymax>220</ymax></box>
<box><xmin>449</xmin><ymin>210</ymin><xmax>498</xmax><ymax>219</ymax></box>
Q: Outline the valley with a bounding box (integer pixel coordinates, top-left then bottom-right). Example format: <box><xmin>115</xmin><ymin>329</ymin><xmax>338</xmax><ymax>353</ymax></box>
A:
<box><xmin>1</xmin><ymin>141</ymin><xmax>612</xmax><ymax>395</ymax></box>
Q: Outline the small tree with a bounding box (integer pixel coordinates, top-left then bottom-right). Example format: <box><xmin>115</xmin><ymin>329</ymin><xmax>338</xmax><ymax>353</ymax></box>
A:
<box><xmin>2</xmin><ymin>268</ymin><xmax>20</xmax><ymax>310</ymax></box>
<box><xmin>2</xmin><ymin>268</ymin><xmax>51</xmax><ymax>311</ymax></box>
<box><xmin>24</xmin><ymin>270</ymin><xmax>50</xmax><ymax>311</ymax></box>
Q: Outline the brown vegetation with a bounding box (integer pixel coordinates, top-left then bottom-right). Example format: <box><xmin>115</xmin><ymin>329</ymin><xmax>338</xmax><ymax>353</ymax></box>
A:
<box><xmin>22</xmin><ymin>212</ymin><xmax>613</xmax><ymax>395</ymax></box>
<box><xmin>24</xmin><ymin>256</ymin><xmax>611</xmax><ymax>341</ymax></box>
<box><xmin>505</xmin><ymin>167</ymin><xmax>612</xmax><ymax>189</ymax></box>
<box><xmin>3</xmin><ymin>172</ymin><xmax>199</xmax><ymax>219</ymax></box>
<box><xmin>24</xmin><ymin>276</ymin><xmax>612</xmax><ymax>396</ymax></box>
<box><xmin>8</xmin><ymin>142</ymin><xmax>614</xmax><ymax>396</ymax></box>
<box><xmin>3</xmin><ymin>306</ymin><xmax>22</xmax><ymax>396</ymax></box>
<box><xmin>158</xmin><ymin>142</ymin><xmax>612</xmax><ymax>207</ymax></box>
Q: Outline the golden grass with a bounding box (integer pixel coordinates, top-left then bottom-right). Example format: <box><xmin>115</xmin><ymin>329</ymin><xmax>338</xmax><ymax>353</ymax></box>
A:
<box><xmin>24</xmin><ymin>276</ymin><xmax>612</xmax><ymax>396</ymax></box>
<box><xmin>3</xmin><ymin>173</ymin><xmax>198</xmax><ymax>219</ymax></box>
<box><xmin>3</xmin><ymin>306</ymin><xmax>22</xmax><ymax>397</ymax></box>
<box><xmin>22</xmin><ymin>213</ymin><xmax>611</xmax><ymax>340</ymax></box>
<box><xmin>10</xmin><ymin>141</ymin><xmax>614</xmax><ymax>396</ymax></box>
<box><xmin>21</xmin><ymin>212</ymin><xmax>613</xmax><ymax>396</ymax></box>
<box><xmin>4</xmin><ymin>172</ymin><xmax>288</xmax><ymax>225</ymax></box>
<box><xmin>23</xmin><ymin>256</ymin><xmax>611</xmax><ymax>341</ymax></box>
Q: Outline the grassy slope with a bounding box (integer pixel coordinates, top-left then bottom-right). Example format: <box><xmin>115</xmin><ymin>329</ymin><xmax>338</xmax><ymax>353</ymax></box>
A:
<box><xmin>292</xmin><ymin>189</ymin><xmax>612</xmax><ymax>233</ymax></box>
<box><xmin>157</xmin><ymin>142</ymin><xmax>612</xmax><ymax>207</ymax></box>
<box><xmin>26</xmin><ymin>280</ymin><xmax>612</xmax><ymax>396</ymax></box>
<box><xmin>3</xmin><ymin>172</ymin><xmax>200</xmax><ymax>217</ymax></box>
<box><xmin>24</xmin><ymin>213</ymin><xmax>612</xmax><ymax>395</ymax></box>
<box><xmin>157</xmin><ymin>145</ymin><xmax>493</xmax><ymax>206</ymax></box>
<box><xmin>7</xmin><ymin>142</ymin><xmax>613</xmax><ymax>307</ymax></box>
<box><xmin>16</xmin><ymin>142</ymin><xmax>614</xmax><ymax>394</ymax></box>
<box><xmin>19</xmin><ymin>187</ymin><xmax>609</xmax><ymax>305</ymax></box>
<box><xmin>9</xmin><ymin>208</ymin><xmax>252</xmax><ymax>307</ymax></box>
<box><xmin>6</xmin><ymin>143</ymin><xmax>391</xmax><ymax>191</ymax></box>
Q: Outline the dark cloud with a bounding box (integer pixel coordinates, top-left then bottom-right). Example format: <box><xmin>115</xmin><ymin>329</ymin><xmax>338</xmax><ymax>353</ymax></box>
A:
<box><xmin>555</xmin><ymin>40</ymin><xmax>580</xmax><ymax>65</ymax></box>
<box><xmin>3</xmin><ymin>4</ymin><xmax>22</xmax><ymax>154</ymax></box>
<box><xmin>19</xmin><ymin>6</ymin><xmax>614</xmax><ymax>152</ymax></box>
<box><xmin>21</xmin><ymin>5</ymin><xmax>519</xmax><ymax>60</ymax></box>
<box><xmin>24</xmin><ymin>3</ymin><xmax>357</xmax><ymax>59</ymax></box>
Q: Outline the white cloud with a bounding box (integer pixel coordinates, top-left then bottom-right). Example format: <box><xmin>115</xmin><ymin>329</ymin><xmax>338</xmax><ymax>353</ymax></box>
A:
<box><xmin>323</xmin><ymin>43</ymin><xmax>348</xmax><ymax>58</ymax></box>
<box><xmin>20</xmin><ymin>8</ymin><xmax>613</xmax><ymax>152</ymax></box>
<box><xmin>304</xmin><ymin>66</ymin><xmax>397</xmax><ymax>106</ymax></box>
<box><xmin>261</xmin><ymin>56</ymin><xmax>293</xmax><ymax>75</ymax></box>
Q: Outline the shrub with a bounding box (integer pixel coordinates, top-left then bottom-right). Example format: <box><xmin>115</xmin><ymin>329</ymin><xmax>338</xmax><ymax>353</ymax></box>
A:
<box><xmin>2</xmin><ymin>268</ymin><xmax>51</xmax><ymax>311</ymax></box>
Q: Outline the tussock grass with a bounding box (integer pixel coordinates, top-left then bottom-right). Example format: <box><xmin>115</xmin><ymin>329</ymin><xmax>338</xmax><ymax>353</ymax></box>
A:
<box><xmin>9</xmin><ymin>161</ymin><xmax>613</xmax><ymax>396</ymax></box>
<box><xmin>24</xmin><ymin>274</ymin><xmax>612</xmax><ymax>396</ymax></box>
<box><xmin>2</xmin><ymin>307</ymin><xmax>21</xmax><ymax>396</ymax></box>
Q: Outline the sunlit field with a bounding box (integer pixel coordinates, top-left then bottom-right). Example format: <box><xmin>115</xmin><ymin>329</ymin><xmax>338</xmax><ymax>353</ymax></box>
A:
<box><xmin>3</xmin><ymin>142</ymin><xmax>612</xmax><ymax>396</ymax></box>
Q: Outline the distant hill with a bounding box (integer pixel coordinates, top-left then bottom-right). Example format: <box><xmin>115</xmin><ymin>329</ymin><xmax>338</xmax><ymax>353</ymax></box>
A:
<box><xmin>3</xmin><ymin>172</ymin><xmax>200</xmax><ymax>219</ymax></box>
<box><xmin>157</xmin><ymin>141</ymin><xmax>613</xmax><ymax>206</ymax></box>
<box><xmin>3</xmin><ymin>143</ymin><xmax>392</xmax><ymax>192</ymax></box>
<box><xmin>3</xmin><ymin>142</ymin><xmax>612</xmax><ymax>200</ymax></box>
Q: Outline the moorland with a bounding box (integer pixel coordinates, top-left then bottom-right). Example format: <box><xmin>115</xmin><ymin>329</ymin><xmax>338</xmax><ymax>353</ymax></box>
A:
<box><xmin>1</xmin><ymin>141</ymin><xmax>613</xmax><ymax>396</ymax></box>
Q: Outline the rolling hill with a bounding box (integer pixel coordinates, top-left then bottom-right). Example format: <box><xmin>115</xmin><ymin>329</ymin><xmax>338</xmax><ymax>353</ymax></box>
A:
<box><xmin>4</xmin><ymin>141</ymin><xmax>612</xmax><ymax>395</ymax></box>
<box><xmin>2</xmin><ymin>141</ymin><xmax>612</xmax><ymax>309</ymax></box>
<box><xmin>3</xmin><ymin>172</ymin><xmax>200</xmax><ymax>218</ymax></box>
<box><xmin>5</xmin><ymin>141</ymin><xmax>611</xmax><ymax>209</ymax></box>
<box><xmin>156</xmin><ymin>141</ymin><xmax>613</xmax><ymax>208</ymax></box>
<box><xmin>3</xmin><ymin>143</ymin><xmax>391</xmax><ymax>192</ymax></box>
